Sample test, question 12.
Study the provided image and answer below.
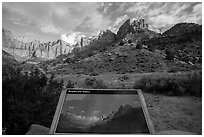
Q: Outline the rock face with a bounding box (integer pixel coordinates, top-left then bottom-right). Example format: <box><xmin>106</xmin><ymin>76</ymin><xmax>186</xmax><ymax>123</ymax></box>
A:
<box><xmin>2</xmin><ymin>28</ymin><xmax>77</xmax><ymax>60</ymax></box>
<box><xmin>2</xmin><ymin>18</ymin><xmax>153</xmax><ymax>61</ymax></box>
<box><xmin>98</xmin><ymin>29</ymin><xmax>116</xmax><ymax>43</ymax></box>
<box><xmin>2</xmin><ymin>29</ymin><xmax>96</xmax><ymax>60</ymax></box>
<box><xmin>116</xmin><ymin>18</ymin><xmax>148</xmax><ymax>40</ymax></box>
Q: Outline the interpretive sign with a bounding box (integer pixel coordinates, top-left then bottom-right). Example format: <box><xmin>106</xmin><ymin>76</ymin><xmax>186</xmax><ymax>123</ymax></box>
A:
<box><xmin>49</xmin><ymin>88</ymin><xmax>155</xmax><ymax>134</ymax></box>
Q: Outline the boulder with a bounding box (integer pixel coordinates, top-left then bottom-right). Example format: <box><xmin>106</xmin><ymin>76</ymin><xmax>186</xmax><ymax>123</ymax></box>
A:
<box><xmin>26</xmin><ymin>124</ymin><xmax>49</xmax><ymax>135</ymax></box>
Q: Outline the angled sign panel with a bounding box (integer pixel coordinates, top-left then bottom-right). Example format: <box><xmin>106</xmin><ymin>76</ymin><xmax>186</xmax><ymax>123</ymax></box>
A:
<box><xmin>49</xmin><ymin>89</ymin><xmax>155</xmax><ymax>134</ymax></box>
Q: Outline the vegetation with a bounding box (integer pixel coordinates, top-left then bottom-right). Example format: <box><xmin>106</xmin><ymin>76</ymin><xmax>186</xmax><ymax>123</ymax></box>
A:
<box><xmin>66</xmin><ymin>80</ymin><xmax>75</xmax><ymax>88</ymax></box>
<box><xmin>72</xmin><ymin>41</ymin><xmax>114</xmax><ymax>61</ymax></box>
<box><xmin>133</xmin><ymin>71</ymin><xmax>202</xmax><ymax>97</ymax></box>
<box><xmin>165</xmin><ymin>47</ymin><xmax>176</xmax><ymax>61</ymax></box>
<box><xmin>84</xmin><ymin>77</ymin><xmax>108</xmax><ymax>89</ymax></box>
<box><xmin>118</xmin><ymin>74</ymin><xmax>130</xmax><ymax>81</ymax></box>
<box><xmin>2</xmin><ymin>67</ymin><xmax>63</xmax><ymax>134</ymax></box>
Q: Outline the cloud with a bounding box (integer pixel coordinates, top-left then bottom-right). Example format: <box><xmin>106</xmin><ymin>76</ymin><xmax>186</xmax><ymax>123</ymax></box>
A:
<box><xmin>3</xmin><ymin>2</ymin><xmax>110</xmax><ymax>36</ymax></box>
<box><xmin>114</xmin><ymin>15</ymin><xmax>128</xmax><ymax>27</ymax></box>
<box><xmin>186</xmin><ymin>3</ymin><xmax>202</xmax><ymax>24</ymax></box>
<box><xmin>61</xmin><ymin>32</ymin><xmax>85</xmax><ymax>45</ymax></box>
<box><xmin>2</xmin><ymin>2</ymin><xmax>202</xmax><ymax>41</ymax></box>
<box><xmin>74</xmin><ymin>115</ymin><xmax>100</xmax><ymax>122</ymax></box>
<box><xmin>125</xmin><ymin>2</ymin><xmax>202</xmax><ymax>33</ymax></box>
<box><xmin>17</xmin><ymin>32</ymin><xmax>38</xmax><ymax>43</ymax></box>
<box><xmin>108</xmin><ymin>14</ymin><xmax>129</xmax><ymax>33</ymax></box>
<box><xmin>40</xmin><ymin>23</ymin><xmax>62</xmax><ymax>34</ymax></box>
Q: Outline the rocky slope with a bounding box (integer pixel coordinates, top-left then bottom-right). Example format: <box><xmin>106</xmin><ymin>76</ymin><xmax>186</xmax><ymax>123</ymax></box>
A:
<box><xmin>4</xmin><ymin>18</ymin><xmax>201</xmax><ymax>74</ymax></box>
<box><xmin>39</xmin><ymin>18</ymin><xmax>201</xmax><ymax>75</ymax></box>
<box><xmin>142</xmin><ymin>22</ymin><xmax>202</xmax><ymax>65</ymax></box>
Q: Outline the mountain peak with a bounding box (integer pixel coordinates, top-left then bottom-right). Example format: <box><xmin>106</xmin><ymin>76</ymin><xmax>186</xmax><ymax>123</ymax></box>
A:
<box><xmin>116</xmin><ymin>18</ymin><xmax>149</xmax><ymax>40</ymax></box>
<box><xmin>98</xmin><ymin>29</ymin><xmax>116</xmax><ymax>43</ymax></box>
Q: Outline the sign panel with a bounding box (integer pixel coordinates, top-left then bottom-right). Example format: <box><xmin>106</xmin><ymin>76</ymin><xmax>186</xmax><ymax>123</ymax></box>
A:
<box><xmin>49</xmin><ymin>89</ymin><xmax>155</xmax><ymax>134</ymax></box>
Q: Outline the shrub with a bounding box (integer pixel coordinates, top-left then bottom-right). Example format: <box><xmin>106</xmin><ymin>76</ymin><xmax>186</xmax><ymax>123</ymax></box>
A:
<box><xmin>84</xmin><ymin>77</ymin><xmax>107</xmax><ymax>89</ymax></box>
<box><xmin>89</xmin><ymin>72</ymin><xmax>99</xmax><ymax>76</ymax></box>
<box><xmin>114</xmin><ymin>82</ymin><xmax>127</xmax><ymax>89</ymax></box>
<box><xmin>128</xmin><ymin>39</ymin><xmax>132</xmax><ymax>43</ymax></box>
<box><xmin>2</xmin><ymin>67</ymin><xmax>63</xmax><ymax>134</ymax></box>
<box><xmin>136</xmin><ymin>43</ymin><xmax>143</xmax><ymax>49</ymax></box>
<box><xmin>185</xmin><ymin>72</ymin><xmax>202</xmax><ymax>96</ymax></box>
<box><xmin>167</xmin><ymin>67</ymin><xmax>179</xmax><ymax>73</ymax></box>
<box><xmin>66</xmin><ymin>80</ymin><xmax>75</xmax><ymax>88</ymax></box>
<box><xmin>166</xmin><ymin>47</ymin><xmax>176</xmax><ymax>61</ymax></box>
<box><xmin>118</xmin><ymin>74</ymin><xmax>130</xmax><ymax>81</ymax></box>
<box><xmin>132</xmin><ymin>72</ymin><xmax>201</xmax><ymax>97</ymax></box>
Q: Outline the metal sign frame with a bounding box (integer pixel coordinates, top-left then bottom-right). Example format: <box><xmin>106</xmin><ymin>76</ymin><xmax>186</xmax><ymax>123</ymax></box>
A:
<box><xmin>49</xmin><ymin>88</ymin><xmax>155</xmax><ymax>135</ymax></box>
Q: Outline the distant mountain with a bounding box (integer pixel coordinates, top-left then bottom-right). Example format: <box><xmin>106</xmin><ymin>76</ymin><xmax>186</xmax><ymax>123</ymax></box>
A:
<box><xmin>39</xmin><ymin>18</ymin><xmax>202</xmax><ymax>75</ymax></box>
<box><xmin>163</xmin><ymin>23</ymin><xmax>202</xmax><ymax>36</ymax></box>
<box><xmin>2</xmin><ymin>28</ymin><xmax>71</xmax><ymax>60</ymax></box>
<box><xmin>2</xmin><ymin>50</ymin><xmax>18</xmax><ymax>66</ymax></box>
<box><xmin>142</xmin><ymin>22</ymin><xmax>202</xmax><ymax>64</ymax></box>
<box><xmin>98</xmin><ymin>29</ymin><xmax>116</xmax><ymax>43</ymax></box>
<box><xmin>116</xmin><ymin>18</ymin><xmax>160</xmax><ymax>42</ymax></box>
<box><xmin>2</xmin><ymin>28</ymin><xmax>16</xmax><ymax>48</ymax></box>
<box><xmin>4</xmin><ymin>18</ymin><xmax>202</xmax><ymax>75</ymax></box>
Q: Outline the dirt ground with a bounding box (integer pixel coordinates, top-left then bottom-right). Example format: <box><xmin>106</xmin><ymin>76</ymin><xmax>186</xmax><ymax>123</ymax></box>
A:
<box><xmin>144</xmin><ymin>93</ymin><xmax>202</xmax><ymax>134</ymax></box>
<box><xmin>55</xmin><ymin>72</ymin><xmax>202</xmax><ymax>134</ymax></box>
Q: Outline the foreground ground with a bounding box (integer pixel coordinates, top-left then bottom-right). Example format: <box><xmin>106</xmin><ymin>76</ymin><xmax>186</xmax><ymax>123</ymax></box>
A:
<box><xmin>144</xmin><ymin>93</ymin><xmax>201</xmax><ymax>134</ymax></box>
<box><xmin>54</xmin><ymin>71</ymin><xmax>202</xmax><ymax>134</ymax></box>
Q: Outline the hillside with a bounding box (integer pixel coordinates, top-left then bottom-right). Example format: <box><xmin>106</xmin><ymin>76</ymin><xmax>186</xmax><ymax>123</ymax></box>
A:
<box><xmin>142</xmin><ymin>23</ymin><xmax>202</xmax><ymax>66</ymax></box>
<box><xmin>2</xmin><ymin>50</ymin><xmax>19</xmax><ymax>80</ymax></box>
<box><xmin>163</xmin><ymin>23</ymin><xmax>202</xmax><ymax>36</ymax></box>
<box><xmin>38</xmin><ymin>19</ymin><xmax>201</xmax><ymax>75</ymax></box>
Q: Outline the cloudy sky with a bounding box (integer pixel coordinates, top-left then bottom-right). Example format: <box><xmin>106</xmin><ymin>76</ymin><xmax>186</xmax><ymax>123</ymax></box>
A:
<box><xmin>2</xmin><ymin>2</ymin><xmax>202</xmax><ymax>42</ymax></box>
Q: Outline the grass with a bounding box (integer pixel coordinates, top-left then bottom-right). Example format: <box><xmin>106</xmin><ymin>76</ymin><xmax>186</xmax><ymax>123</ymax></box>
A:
<box><xmin>133</xmin><ymin>71</ymin><xmax>202</xmax><ymax>96</ymax></box>
<box><xmin>55</xmin><ymin>70</ymin><xmax>201</xmax><ymax>97</ymax></box>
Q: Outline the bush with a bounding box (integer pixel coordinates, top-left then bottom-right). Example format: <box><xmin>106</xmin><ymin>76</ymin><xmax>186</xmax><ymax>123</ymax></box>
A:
<box><xmin>136</xmin><ymin>43</ymin><xmax>143</xmax><ymax>49</ymax></box>
<box><xmin>166</xmin><ymin>47</ymin><xmax>176</xmax><ymax>61</ymax></box>
<box><xmin>66</xmin><ymin>80</ymin><xmax>75</xmax><ymax>88</ymax></box>
<box><xmin>2</xmin><ymin>67</ymin><xmax>63</xmax><ymax>134</ymax></box>
<box><xmin>133</xmin><ymin>72</ymin><xmax>201</xmax><ymax>97</ymax></box>
<box><xmin>128</xmin><ymin>39</ymin><xmax>132</xmax><ymax>43</ymax></box>
<box><xmin>185</xmin><ymin>72</ymin><xmax>202</xmax><ymax>96</ymax></box>
<box><xmin>84</xmin><ymin>77</ymin><xmax>107</xmax><ymax>89</ymax></box>
<box><xmin>118</xmin><ymin>75</ymin><xmax>130</xmax><ymax>81</ymax></box>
